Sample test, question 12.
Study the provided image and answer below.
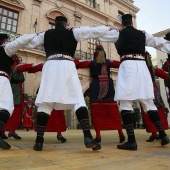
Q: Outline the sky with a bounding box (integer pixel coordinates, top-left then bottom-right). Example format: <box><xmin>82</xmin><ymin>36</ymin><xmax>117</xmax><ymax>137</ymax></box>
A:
<box><xmin>133</xmin><ymin>0</ymin><xmax>170</xmax><ymax>56</ymax></box>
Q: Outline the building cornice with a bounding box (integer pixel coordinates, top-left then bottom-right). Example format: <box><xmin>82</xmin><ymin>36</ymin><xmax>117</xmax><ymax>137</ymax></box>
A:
<box><xmin>19</xmin><ymin>49</ymin><xmax>45</xmax><ymax>58</ymax></box>
<box><xmin>116</xmin><ymin>0</ymin><xmax>139</xmax><ymax>12</ymax></box>
<box><xmin>67</xmin><ymin>0</ymin><xmax>139</xmax><ymax>26</ymax></box>
<box><xmin>0</xmin><ymin>0</ymin><xmax>25</xmax><ymax>11</ymax></box>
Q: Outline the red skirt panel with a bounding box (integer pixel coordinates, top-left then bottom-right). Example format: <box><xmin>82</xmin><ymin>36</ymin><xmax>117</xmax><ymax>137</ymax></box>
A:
<box><xmin>4</xmin><ymin>105</ymin><xmax>22</xmax><ymax>130</ymax></box>
<box><xmin>45</xmin><ymin>110</ymin><xmax>67</xmax><ymax>132</ymax></box>
<box><xmin>91</xmin><ymin>102</ymin><xmax>122</xmax><ymax>131</ymax></box>
<box><xmin>142</xmin><ymin>107</ymin><xmax>169</xmax><ymax>133</ymax></box>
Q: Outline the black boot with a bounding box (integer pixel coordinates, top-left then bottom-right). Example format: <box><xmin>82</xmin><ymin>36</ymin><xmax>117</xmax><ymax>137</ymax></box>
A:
<box><xmin>0</xmin><ymin>136</ymin><xmax>11</xmax><ymax>149</ymax></box>
<box><xmin>57</xmin><ymin>135</ymin><xmax>67</xmax><ymax>143</ymax></box>
<box><xmin>33</xmin><ymin>112</ymin><xmax>49</xmax><ymax>151</ymax></box>
<box><xmin>84</xmin><ymin>135</ymin><xmax>101</xmax><ymax>151</ymax></box>
<box><xmin>33</xmin><ymin>142</ymin><xmax>43</xmax><ymax>151</ymax></box>
<box><xmin>148</xmin><ymin>110</ymin><xmax>170</xmax><ymax>146</ymax></box>
<box><xmin>117</xmin><ymin>142</ymin><xmax>137</xmax><ymax>151</ymax></box>
<box><xmin>160</xmin><ymin>135</ymin><xmax>170</xmax><ymax>146</ymax></box>
<box><xmin>146</xmin><ymin>134</ymin><xmax>159</xmax><ymax>142</ymax></box>
<box><xmin>117</xmin><ymin>110</ymin><xmax>137</xmax><ymax>150</ymax></box>
<box><xmin>119</xmin><ymin>134</ymin><xmax>125</xmax><ymax>143</ymax></box>
<box><xmin>8</xmin><ymin>132</ymin><xmax>21</xmax><ymax>140</ymax></box>
<box><xmin>94</xmin><ymin>136</ymin><xmax>101</xmax><ymax>143</ymax></box>
<box><xmin>0</xmin><ymin>134</ymin><xmax>8</xmax><ymax>139</ymax></box>
<box><xmin>0</xmin><ymin>110</ymin><xmax>11</xmax><ymax>149</ymax></box>
<box><xmin>76</xmin><ymin>107</ymin><xmax>101</xmax><ymax>151</ymax></box>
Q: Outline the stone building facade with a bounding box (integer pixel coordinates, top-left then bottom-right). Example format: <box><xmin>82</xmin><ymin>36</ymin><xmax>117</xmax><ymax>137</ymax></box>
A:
<box><xmin>0</xmin><ymin>0</ymin><xmax>139</xmax><ymax>128</ymax></box>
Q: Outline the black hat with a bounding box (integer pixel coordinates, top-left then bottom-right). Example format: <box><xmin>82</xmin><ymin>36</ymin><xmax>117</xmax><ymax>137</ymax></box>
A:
<box><xmin>165</xmin><ymin>32</ymin><xmax>170</xmax><ymax>41</ymax></box>
<box><xmin>122</xmin><ymin>14</ymin><xmax>132</xmax><ymax>22</ymax></box>
<box><xmin>55</xmin><ymin>16</ymin><xmax>67</xmax><ymax>23</ymax></box>
<box><xmin>0</xmin><ymin>33</ymin><xmax>9</xmax><ymax>41</ymax></box>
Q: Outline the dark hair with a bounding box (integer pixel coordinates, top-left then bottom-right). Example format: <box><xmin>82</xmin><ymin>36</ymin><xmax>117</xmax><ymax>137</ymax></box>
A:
<box><xmin>0</xmin><ymin>40</ymin><xmax>3</xmax><ymax>45</ymax></box>
<box><xmin>122</xmin><ymin>20</ymin><xmax>132</xmax><ymax>26</ymax></box>
<box><xmin>55</xmin><ymin>21</ymin><xmax>67</xmax><ymax>27</ymax></box>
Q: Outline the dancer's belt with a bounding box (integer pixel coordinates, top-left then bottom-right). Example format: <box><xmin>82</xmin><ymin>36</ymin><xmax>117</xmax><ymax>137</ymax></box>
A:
<box><xmin>0</xmin><ymin>71</ymin><xmax>9</xmax><ymax>79</ymax></box>
<box><xmin>47</xmin><ymin>54</ymin><xmax>74</xmax><ymax>61</ymax></box>
<box><xmin>120</xmin><ymin>54</ymin><xmax>145</xmax><ymax>62</ymax></box>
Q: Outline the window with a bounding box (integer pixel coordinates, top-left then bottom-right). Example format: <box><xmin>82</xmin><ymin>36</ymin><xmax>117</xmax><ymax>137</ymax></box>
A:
<box><xmin>0</xmin><ymin>7</ymin><xmax>19</xmax><ymax>33</ymax></box>
<box><xmin>86</xmin><ymin>0</ymin><xmax>100</xmax><ymax>10</ymax></box>
<box><xmin>87</xmin><ymin>39</ymin><xmax>100</xmax><ymax>58</ymax></box>
<box><xmin>48</xmin><ymin>22</ymin><xmax>55</xmax><ymax>30</ymax></box>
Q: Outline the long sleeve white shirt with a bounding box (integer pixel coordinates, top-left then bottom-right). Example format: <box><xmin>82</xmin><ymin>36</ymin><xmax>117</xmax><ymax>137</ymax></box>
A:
<box><xmin>99</xmin><ymin>28</ymin><xmax>170</xmax><ymax>53</ymax></box>
<box><xmin>25</xmin><ymin>26</ymin><xmax>110</xmax><ymax>49</ymax></box>
<box><xmin>4</xmin><ymin>34</ymin><xmax>37</xmax><ymax>57</ymax></box>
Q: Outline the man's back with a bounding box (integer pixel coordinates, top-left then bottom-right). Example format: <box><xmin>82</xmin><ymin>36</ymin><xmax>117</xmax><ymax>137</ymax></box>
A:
<box><xmin>0</xmin><ymin>46</ymin><xmax>13</xmax><ymax>73</ymax></box>
<box><xmin>115</xmin><ymin>26</ymin><xmax>145</xmax><ymax>55</ymax></box>
<box><xmin>44</xmin><ymin>26</ymin><xmax>77</xmax><ymax>57</ymax></box>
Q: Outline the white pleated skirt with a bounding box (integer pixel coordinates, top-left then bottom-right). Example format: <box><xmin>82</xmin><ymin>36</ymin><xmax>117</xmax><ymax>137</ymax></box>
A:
<box><xmin>35</xmin><ymin>60</ymin><xmax>86</xmax><ymax>110</ymax></box>
<box><xmin>0</xmin><ymin>76</ymin><xmax>14</xmax><ymax>114</ymax></box>
<box><xmin>114</xmin><ymin>60</ymin><xmax>154</xmax><ymax>101</ymax></box>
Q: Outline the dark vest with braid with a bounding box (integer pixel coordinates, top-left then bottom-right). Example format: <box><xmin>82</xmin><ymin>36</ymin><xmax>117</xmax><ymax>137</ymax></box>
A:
<box><xmin>90</xmin><ymin>59</ymin><xmax>115</xmax><ymax>102</ymax></box>
<box><xmin>115</xmin><ymin>26</ymin><xmax>145</xmax><ymax>55</ymax></box>
<box><xmin>0</xmin><ymin>46</ymin><xmax>13</xmax><ymax>74</ymax></box>
<box><xmin>44</xmin><ymin>26</ymin><xmax>77</xmax><ymax>58</ymax></box>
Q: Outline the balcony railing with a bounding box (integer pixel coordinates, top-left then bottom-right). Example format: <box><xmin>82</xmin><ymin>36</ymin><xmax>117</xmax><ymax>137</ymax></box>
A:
<box><xmin>74</xmin><ymin>50</ymin><xmax>93</xmax><ymax>60</ymax></box>
<box><xmin>86</xmin><ymin>0</ymin><xmax>100</xmax><ymax>10</ymax></box>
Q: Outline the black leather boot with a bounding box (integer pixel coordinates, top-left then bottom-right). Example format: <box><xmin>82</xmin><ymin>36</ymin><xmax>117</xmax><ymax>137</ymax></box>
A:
<box><xmin>1</xmin><ymin>134</ymin><xmax>8</xmax><ymax>139</ymax></box>
<box><xmin>146</xmin><ymin>134</ymin><xmax>159</xmax><ymax>142</ymax></box>
<box><xmin>160</xmin><ymin>135</ymin><xmax>170</xmax><ymax>146</ymax></box>
<box><xmin>117</xmin><ymin>142</ymin><xmax>137</xmax><ymax>151</ymax></box>
<box><xmin>119</xmin><ymin>134</ymin><xmax>125</xmax><ymax>143</ymax></box>
<box><xmin>57</xmin><ymin>135</ymin><xmax>67</xmax><ymax>143</ymax></box>
<box><xmin>33</xmin><ymin>112</ymin><xmax>49</xmax><ymax>151</ymax></box>
<box><xmin>8</xmin><ymin>132</ymin><xmax>21</xmax><ymax>140</ymax></box>
<box><xmin>0</xmin><ymin>136</ymin><xmax>11</xmax><ymax>150</ymax></box>
<box><xmin>84</xmin><ymin>136</ymin><xmax>101</xmax><ymax>151</ymax></box>
<box><xmin>33</xmin><ymin>142</ymin><xmax>43</xmax><ymax>151</ymax></box>
<box><xmin>94</xmin><ymin>136</ymin><xmax>101</xmax><ymax>143</ymax></box>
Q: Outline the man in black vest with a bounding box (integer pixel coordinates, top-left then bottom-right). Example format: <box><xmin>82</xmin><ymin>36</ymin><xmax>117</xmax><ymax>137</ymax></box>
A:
<box><xmin>25</xmin><ymin>16</ymin><xmax>111</xmax><ymax>151</ymax></box>
<box><xmin>99</xmin><ymin>14</ymin><xmax>170</xmax><ymax>150</ymax></box>
<box><xmin>0</xmin><ymin>33</ymin><xmax>36</xmax><ymax>149</ymax></box>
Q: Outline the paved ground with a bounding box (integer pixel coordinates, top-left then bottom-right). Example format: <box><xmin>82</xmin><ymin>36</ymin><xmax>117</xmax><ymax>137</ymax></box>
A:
<box><xmin>0</xmin><ymin>129</ymin><xmax>170</xmax><ymax>170</ymax></box>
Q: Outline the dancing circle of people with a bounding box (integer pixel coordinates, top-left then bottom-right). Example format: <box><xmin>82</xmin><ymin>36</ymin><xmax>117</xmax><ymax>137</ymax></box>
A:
<box><xmin>0</xmin><ymin>14</ymin><xmax>170</xmax><ymax>151</ymax></box>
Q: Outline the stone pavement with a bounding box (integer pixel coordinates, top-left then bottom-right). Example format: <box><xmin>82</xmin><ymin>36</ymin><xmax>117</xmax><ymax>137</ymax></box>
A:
<box><xmin>0</xmin><ymin>129</ymin><xmax>170</xmax><ymax>170</ymax></box>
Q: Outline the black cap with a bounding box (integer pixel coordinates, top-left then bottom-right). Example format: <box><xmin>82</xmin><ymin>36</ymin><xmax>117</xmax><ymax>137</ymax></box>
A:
<box><xmin>122</xmin><ymin>14</ymin><xmax>132</xmax><ymax>22</ymax></box>
<box><xmin>55</xmin><ymin>16</ymin><xmax>67</xmax><ymax>23</ymax></box>
<box><xmin>0</xmin><ymin>33</ymin><xmax>9</xmax><ymax>41</ymax></box>
<box><xmin>165</xmin><ymin>32</ymin><xmax>170</xmax><ymax>41</ymax></box>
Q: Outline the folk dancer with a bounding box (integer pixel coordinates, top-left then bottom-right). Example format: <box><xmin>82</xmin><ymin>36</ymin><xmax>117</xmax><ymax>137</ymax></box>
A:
<box><xmin>0</xmin><ymin>33</ymin><xmax>36</xmax><ymax>149</ymax></box>
<box><xmin>75</xmin><ymin>45</ymin><xmax>125</xmax><ymax>143</ymax></box>
<box><xmin>99</xmin><ymin>14</ymin><xmax>170</xmax><ymax>150</ymax></box>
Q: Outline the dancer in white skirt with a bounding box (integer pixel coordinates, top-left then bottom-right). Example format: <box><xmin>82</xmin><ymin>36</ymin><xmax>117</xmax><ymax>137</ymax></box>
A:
<box><xmin>99</xmin><ymin>14</ymin><xmax>170</xmax><ymax>150</ymax></box>
<box><xmin>0</xmin><ymin>33</ymin><xmax>36</xmax><ymax>150</ymax></box>
<box><xmin>25</xmin><ymin>16</ymin><xmax>111</xmax><ymax>151</ymax></box>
